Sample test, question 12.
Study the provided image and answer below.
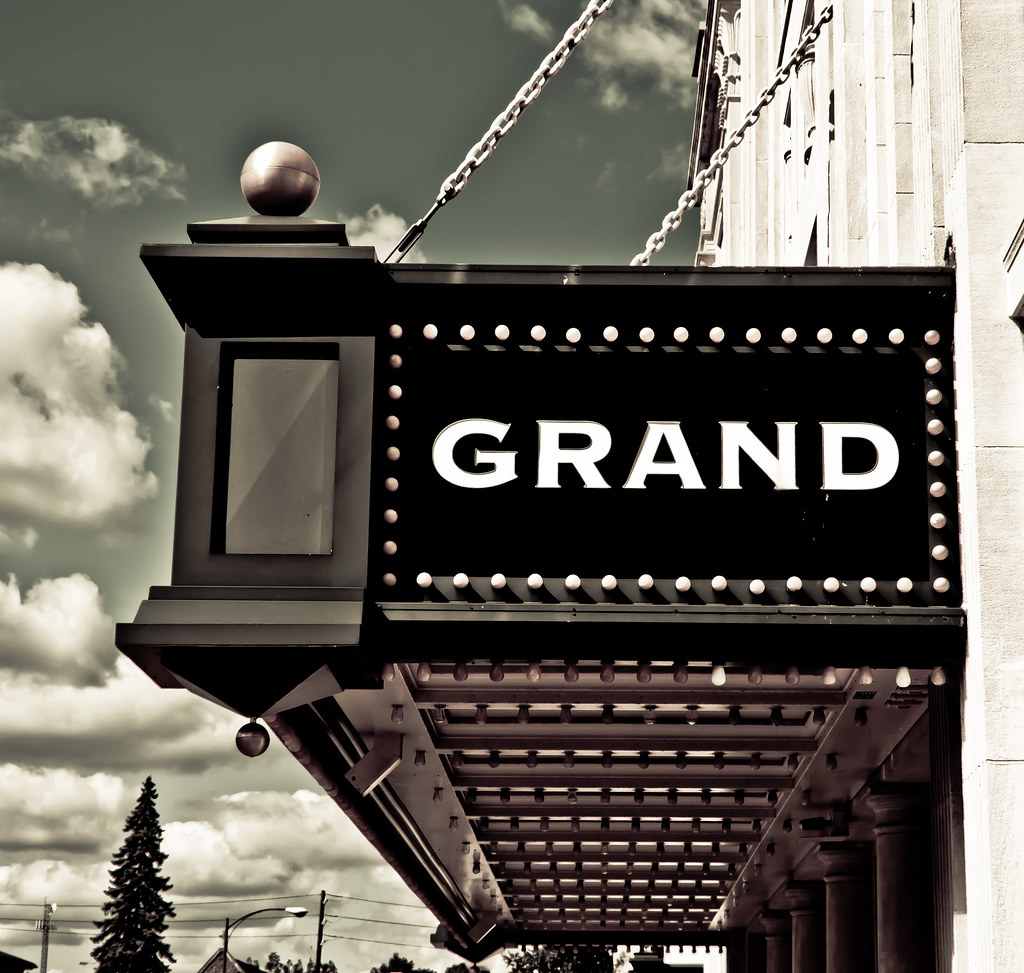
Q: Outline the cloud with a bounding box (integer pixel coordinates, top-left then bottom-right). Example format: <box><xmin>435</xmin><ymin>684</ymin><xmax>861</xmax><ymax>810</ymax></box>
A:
<box><xmin>0</xmin><ymin>574</ymin><xmax>116</xmax><ymax>685</ymax></box>
<box><xmin>583</xmin><ymin>0</ymin><xmax>703</xmax><ymax>111</ymax></box>
<box><xmin>599</xmin><ymin>81</ymin><xmax>629</xmax><ymax>111</ymax></box>
<box><xmin>0</xmin><ymin>110</ymin><xmax>185</xmax><ymax>206</ymax></box>
<box><xmin>648</xmin><ymin>139</ymin><xmax>692</xmax><ymax>182</ymax></box>
<box><xmin>0</xmin><ymin>857</ymin><xmax>110</xmax><ymax>912</ymax></box>
<box><xmin>0</xmin><ymin>765</ymin><xmax>127</xmax><ymax>857</ymax></box>
<box><xmin>160</xmin><ymin>792</ymin><xmax>438</xmax><ymax>971</ymax></box>
<box><xmin>595</xmin><ymin>160</ymin><xmax>617</xmax><ymax>192</ymax></box>
<box><xmin>0</xmin><ymin>262</ymin><xmax>157</xmax><ymax>527</ymax></box>
<box><xmin>498</xmin><ymin>0</ymin><xmax>553</xmax><ymax>42</ymax></box>
<box><xmin>148</xmin><ymin>393</ymin><xmax>175</xmax><ymax>423</ymax></box>
<box><xmin>164</xmin><ymin>790</ymin><xmax>384</xmax><ymax>898</ymax></box>
<box><xmin>0</xmin><ymin>783</ymin><xmax>438</xmax><ymax>973</ymax></box>
<box><xmin>0</xmin><ymin>657</ymin><xmax>242</xmax><ymax>772</ymax></box>
<box><xmin>339</xmin><ymin>204</ymin><xmax>430</xmax><ymax>263</ymax></box>
<box><xmin>33</xmin><ymin>216</ymin><xmax>76</xmax><ymax>243</ymax></box>
<box><xmin>0</xmin><ymin>526</ymin><xmax>38</xmax><ymax>550</ymax></box>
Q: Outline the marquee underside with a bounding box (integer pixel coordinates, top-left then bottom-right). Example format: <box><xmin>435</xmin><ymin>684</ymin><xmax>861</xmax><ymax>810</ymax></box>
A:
<box><xmin>264</xmin><ymin>651</ymin><xmax>953</xmax><ymax>960</ymax></box>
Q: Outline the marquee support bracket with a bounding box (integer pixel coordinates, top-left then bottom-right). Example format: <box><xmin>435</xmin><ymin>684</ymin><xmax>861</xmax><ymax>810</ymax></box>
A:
<box><xmin>346</xmin><ymin>732</ymin><xmax>403</xmax><ymax>796</ymax></box>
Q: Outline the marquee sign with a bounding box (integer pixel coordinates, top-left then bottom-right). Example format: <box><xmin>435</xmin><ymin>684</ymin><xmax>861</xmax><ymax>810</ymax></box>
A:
<box><xmin>371</xmin><ymin>269</ymin><xmax>957</xmax><ymax>609</ymax></box>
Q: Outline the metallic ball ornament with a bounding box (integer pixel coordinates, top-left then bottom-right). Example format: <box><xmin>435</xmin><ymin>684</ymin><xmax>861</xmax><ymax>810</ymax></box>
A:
<box><xmin>240</xmin><ymin>141</ymin><xmax>320</xmax><ymax>216</ymax></box>
<box><xmin>235</xmin><ymin>720</ymin><xmax>270</xmax><ymax>758</ymax></box>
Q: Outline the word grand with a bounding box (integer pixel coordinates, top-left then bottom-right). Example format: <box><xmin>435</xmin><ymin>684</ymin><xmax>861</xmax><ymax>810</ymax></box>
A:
<box><xmin>432</xmin><ymin>419</ymin><xmax>900</xmax><ymax>490</ymax></box>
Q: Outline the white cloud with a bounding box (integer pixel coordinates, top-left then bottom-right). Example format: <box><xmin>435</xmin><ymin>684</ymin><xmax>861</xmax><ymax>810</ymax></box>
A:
<box><xmin>164</xmin><ymin>789</ymin><xmax>383</xmax><ymax>898</ymax></box>
<box><xmin>149</xmin><ymin>393</ymin><xmax>175</xmax><ymax>423</ymax></box>
<box><xmin>600</xmin><ymin>80</ymin><xmax>629</xmax><ymax>111</ymax></box>
<box><xmin>498</xmin><ymin>0</ymin><xmax>553</xmax><ymax>42</ymax></box>
<box><xmin>595</xmin><ymin>160</ymin><xmax>617</xmax><ymax>191</ymax></box>
<box><xmin>0</xmin><ymin>525</ymin><xmax>38</xmax><ymax>550</ymax></box>
<box><xmin>584</xmin><ymin>0</ymin><xmax>703</xmax><ymax>111</ymax></box>
<box><xmin>648</xmin><ymin>139</ymin><xmax>692</xmax><ymax>182</ymax></box>
<box><xmin>160</xmin><ymin>792</ymin><xmax>439</xmax><ymax>971</ymax></box>
<box><xmin>0</xmin><ymin>782</ymin><xmax>438</xmax><ymax>973</ymax></box>
<box><xmin>0</xmin><ymin>262</ymin><xmax>157</xmax><ymax>527</ymax></box>
<box><xmin>339</xmin><ymin>204</ymin><xmax>430</xmax><ymax>264</ymax></box>
<box><xmin>0</xmin><ymin>857</ymin><xmax>110</xmax><ymax>910</ymax></box>
<box><xmin>0</xmin><ymin>656</ymin><xmax>241</xmax><ymax>771</ymax></box>
<box><xmin>0</xmin><ymin>110</ymin><xmax>185</xmax><ymax>206</ymax></box>
<box><xmin>33</xmin><ymin>216</ymin><xmax>75</xmax><ymax>243</ymax></box>
<box><xmin>0</xmin><ymin>574</ymin><xmax>116</xmax><ymax>686</ymax></box>
<box><xmin>0</xmin><ymin>765</ymin><xmax>127</xmax><ymax>857</ymax></box>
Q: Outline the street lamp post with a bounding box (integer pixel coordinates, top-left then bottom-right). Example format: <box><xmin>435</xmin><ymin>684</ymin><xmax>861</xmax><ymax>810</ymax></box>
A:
<box><xmin>222</xmin><ymin>906</ymin><xmax>308</xmax><ymax>973</ymax></box>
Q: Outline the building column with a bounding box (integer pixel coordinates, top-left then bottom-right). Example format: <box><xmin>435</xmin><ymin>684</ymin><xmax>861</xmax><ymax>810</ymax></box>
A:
<box><xmin>867</xmin><ymin>787</ymin><xmax>934</xmax><ymax>973</ymax></box>
<box><xmin>783</xmin><ymin>883</ymin><xmax>826</xmax><ymax>973</ymax></box>
<box><xmin>816</xmin><ymin>842</ymin><xmax>873</xmax><ymax>973</ymax></box>
<box><xmin>760</xmin><ymin>913</ymin><xmax>792</xmax><ymax>973</ymax></box>
<box><xmin>745</xmin><ymin>929</ymin><xmax>767</xmax><ymax>973</ymax></box>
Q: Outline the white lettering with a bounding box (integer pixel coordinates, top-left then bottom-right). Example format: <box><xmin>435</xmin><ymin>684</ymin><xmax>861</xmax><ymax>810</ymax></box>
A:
<box><xmin>536</xmin><ymin>421</ymin><xmax>612</xmax><ymax>488</ymax></box>
<box><xmin>623</xmin><ymin>421</ymin><xmax>706</xmax><ymax>489</ymax></box>
<box><xmin>821</xmin><ymin>422</ymin><xmax>900</xmax><ymax>490</ymax></box>
<box><xmin>432</xmin><ymin>419</ymin><xmax>517</xmax><ymax>488</ymax></box>
<box><xmin>720</xmin><ymin>422</ymin><xmax>798</xmax><ymax>490</ymax></box>
<box><xmin>431</xmin><ymin>419</ymin><xmax>902</xmax><ymax>492</ymax></box>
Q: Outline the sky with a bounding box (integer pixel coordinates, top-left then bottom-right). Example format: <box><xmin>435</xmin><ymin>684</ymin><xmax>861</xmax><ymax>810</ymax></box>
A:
<box><xmin>0</xmin><ymin>2</ymin><xmax>703</xmax><ymax>971</ymax></box>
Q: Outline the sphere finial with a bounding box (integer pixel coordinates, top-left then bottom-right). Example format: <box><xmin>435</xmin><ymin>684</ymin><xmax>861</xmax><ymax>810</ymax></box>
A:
<box><xmin>235</xmin><ymin>719</ymin><xmax>270</xmax><ymax>757</ymax></box>
<box><xmin>240</xmin><ymin>141</ymin><xmax>320</xmax><ymax>216</ymax></box>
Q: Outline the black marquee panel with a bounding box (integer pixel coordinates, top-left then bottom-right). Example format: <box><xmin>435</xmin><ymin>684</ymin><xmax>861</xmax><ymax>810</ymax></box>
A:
<box><xmin>369</xmin><ymin>270</ymin><xmax>958</xmax><ymax>611</ymax></box>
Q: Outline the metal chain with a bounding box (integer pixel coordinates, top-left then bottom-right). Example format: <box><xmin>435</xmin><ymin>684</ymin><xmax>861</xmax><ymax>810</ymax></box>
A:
<box><xmin>629</xmin><ymin>3</ymin><xmax>833</xmax><ymax>267</ymax></box>
<box><xmin>388</xmin><ymin>0</ymin><xmax>616</xmax><ymax>262</ymax></box>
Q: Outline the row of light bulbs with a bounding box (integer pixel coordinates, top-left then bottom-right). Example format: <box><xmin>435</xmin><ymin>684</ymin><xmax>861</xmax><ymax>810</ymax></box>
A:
<box><xmin>452</xmin><ymin>751</ymin><xmax>810</xmax><ymax>772</ymax></box>
<box><xmin>391</xmin><ymin>660</ymin><xmax>946</xmax><ymax>687</ymax></box>
<box><xmin>405</xmin><ymin>571</ymin><xmax>954</xmax><ymax>596</ymax></box>
<box><xmin>481</xmin><ymin>817</ymin><xmax>763</xmax><ymax>833</ymax></box>
<box><xmin>464</xmin><ymin>787</ymin><xmax>782</xmax><ymax>806</ymax></box>
<box><xmin>394</xmin><ymin>321</ymin><xmax>942</xmax><ymax>349</ymax></box>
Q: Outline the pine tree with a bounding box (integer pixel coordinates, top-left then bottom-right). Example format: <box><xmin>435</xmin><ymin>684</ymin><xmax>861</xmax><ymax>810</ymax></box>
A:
<box><xmin>91</xmin><ymin>776</ymin><xmax>176</xmax><ymax>973</ymax></box>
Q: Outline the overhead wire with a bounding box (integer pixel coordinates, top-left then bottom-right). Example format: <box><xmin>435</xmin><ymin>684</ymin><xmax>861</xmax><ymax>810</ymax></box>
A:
<box><xmin>322</xmin><ymin>933</ymin><xmax>439</xmax><ymax>949</ymax></box>
<box><xmin>4</xmin><ymin>890</ymin><xmax>427</xmax><ymax>911</ymax></box>
<box><xmin>325</xmin><ymin>892</ymin><xmax>430</xmax><ymax>911</ymax></box>
<box><xmin>323</xmin><ymin>914</ymin><xmax>434</xmax><ymax>930</ymax></box>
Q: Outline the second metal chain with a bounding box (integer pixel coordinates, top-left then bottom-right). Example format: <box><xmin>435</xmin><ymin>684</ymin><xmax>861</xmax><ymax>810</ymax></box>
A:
<box><xmin>630</xmin><ymin>4</ymin><xmax>834</xmax><ymax>267</ymax></box>
<box><xmin>389</xmin><ymin>0</ymin><xmax>615</xmax><ymax>262</ymax></box>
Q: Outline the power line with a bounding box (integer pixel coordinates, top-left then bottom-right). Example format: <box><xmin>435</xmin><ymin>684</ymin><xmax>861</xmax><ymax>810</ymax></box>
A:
<box><xmin>322</xmin><ymin>933</ymin><xmax>438</xmax><ymax>949</ymax></box>
<box><xmin>324</xmin><ymin>914</ymin><xmax>434</xmax><ymax>930</ymax></box>
<box><xmin>0</xmin><ymin>893</ymin><xmax>432</xmax><ymax>921</ymax></box>
<box><xmin>164</xmin><ymin>932</ymin><xmax>313</xmax><ymax>941</ymax></box>
<box><xmin>14</xmin><ymin>893</ymin><xmax>315</xmax><ymax>910</ymax></box>
<box><xmin>0</xmin><ymin>924</ymin><xmax>93</xmax><ymax>936</ymax></box>
<box><xmin>325</xmin><ymin>893</ymin><xmax>430</xmax><ymax>911</ymax></box>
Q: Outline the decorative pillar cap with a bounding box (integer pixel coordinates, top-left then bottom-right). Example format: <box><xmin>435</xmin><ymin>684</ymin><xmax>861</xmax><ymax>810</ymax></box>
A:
<box><xmin>757</xmin><ymin>909</ymin><xmax>793</xmax><ymax>937</ymax></box>
<box><xmin>782</xmin><ymin>881</ymin><xmax>824</xmax><ymax>912</ymax></box>
<box><xmin>816</xmin><ymin>841</ymin><xmax>873</xmax><ymax>877</ymax></box>
<box><xmin>866</xmin><ymin>784</ymin><xmax>929</xmax><ymax>829</ymax></box>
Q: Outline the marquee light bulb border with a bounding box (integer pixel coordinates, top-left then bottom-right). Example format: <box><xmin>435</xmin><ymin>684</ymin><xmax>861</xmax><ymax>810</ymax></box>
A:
<box><xmin>373</xmin><ymin>320</ymin><xmax>958</xmax><ymax>609</ymax></box>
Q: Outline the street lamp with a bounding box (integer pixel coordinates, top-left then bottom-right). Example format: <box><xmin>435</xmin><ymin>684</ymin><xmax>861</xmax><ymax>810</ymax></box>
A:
<box><xmin>223</xmin><ymin>906</ymin><xmax>308</xmax><ymax>973</ymax></box>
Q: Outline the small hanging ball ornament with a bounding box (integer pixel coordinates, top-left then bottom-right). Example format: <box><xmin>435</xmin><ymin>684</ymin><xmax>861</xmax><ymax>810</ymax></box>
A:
<box><xmin>241</xmin><ymin>141</ymin><xmax>320</xmax><ymax>216</ymax></box>
<box><xmin>235</xmin><ymin>720</ymin><xmax>270</xmax><ymax>758</ymax></box>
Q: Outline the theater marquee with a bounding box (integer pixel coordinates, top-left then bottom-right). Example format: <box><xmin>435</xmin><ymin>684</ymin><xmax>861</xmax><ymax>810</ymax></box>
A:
<box><xmin>371</xmin><ymin>267</ymin><xmax>957</xmax><ymax>610</ymax></box>
<box><xmin>118</xmin><ymin>249</ymin><xmax>962</xmax><ymax>706</ymax></box>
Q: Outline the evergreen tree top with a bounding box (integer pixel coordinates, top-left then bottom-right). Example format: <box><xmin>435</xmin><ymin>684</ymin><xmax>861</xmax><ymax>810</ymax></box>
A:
<box><xmin>92</xmin><ymin>776</ymin><xmax>176</xmax><ymax>973</ymax></box>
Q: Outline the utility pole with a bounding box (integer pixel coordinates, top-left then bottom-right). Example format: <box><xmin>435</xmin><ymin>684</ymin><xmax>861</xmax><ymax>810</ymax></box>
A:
<box><xmin>36</xmin><ymin>902</ymin><xmax>56</xmax><ymax>973</ymax></box>
<box><xmin>314</xmin><ymin>890</ymin><xmax>326</xmax><ymax>973</ymax></box>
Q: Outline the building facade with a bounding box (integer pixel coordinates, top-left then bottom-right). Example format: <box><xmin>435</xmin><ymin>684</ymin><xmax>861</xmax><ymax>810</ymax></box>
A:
<box><xmin>689</xmin><ymin>0</ymin><xmax>1024</xmax><ymax>968</ymax></box>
